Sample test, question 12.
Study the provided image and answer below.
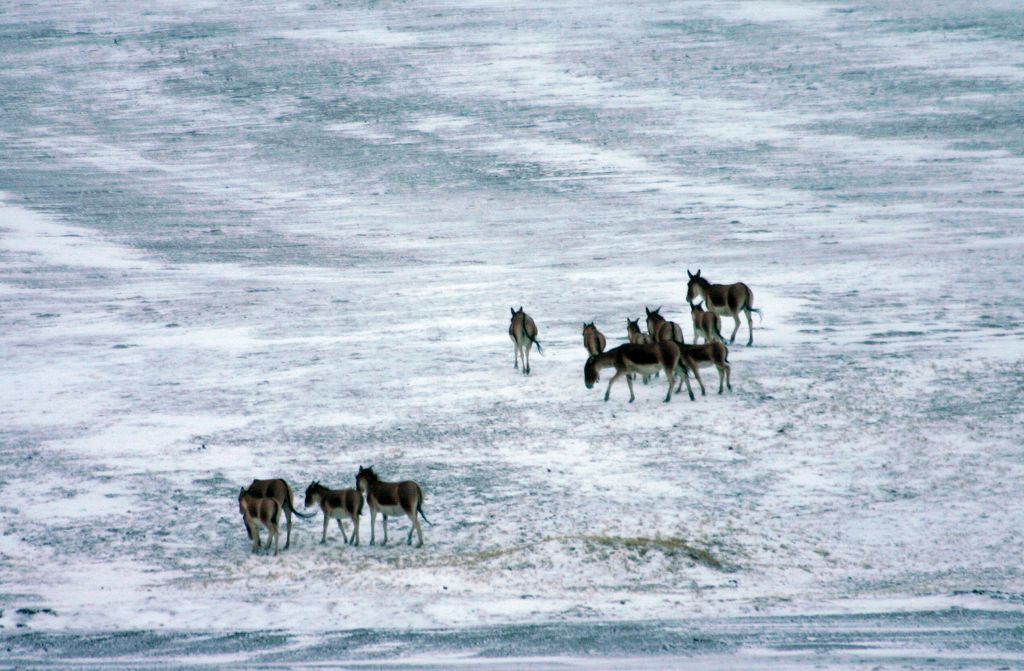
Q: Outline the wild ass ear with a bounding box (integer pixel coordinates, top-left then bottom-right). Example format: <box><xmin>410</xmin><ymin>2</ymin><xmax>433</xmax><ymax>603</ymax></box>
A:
<box><xmin>695</xmin><ymin>269</ymin><xmax>701</xmax><ymax>278</ymax></box>
<box><xmin>646</xmin><ymin>306</ymin><xmax>652</xmax><ymax>315</ymax></box>
<box><xmin>687</xmin><ymin>269</ymin><xmax>693</xmax><ymax>278</ymax></box>
<box><xmin>510</xmin><ymin>307</ymin><xmax>516</xmax><ymax>317</ymax></box>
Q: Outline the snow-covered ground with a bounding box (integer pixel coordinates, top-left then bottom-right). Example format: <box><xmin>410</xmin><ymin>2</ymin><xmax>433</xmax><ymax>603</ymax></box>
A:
<box><xmin>1</xmin><ymin>0</ymin><xmax>1023</xmax><ymax>666</ymax></box>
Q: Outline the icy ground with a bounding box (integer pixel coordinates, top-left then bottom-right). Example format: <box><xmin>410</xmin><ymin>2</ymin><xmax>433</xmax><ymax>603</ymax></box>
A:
<box><xmin>1</xmin><ymin>0</ymin><xmax>1023</xmax><ymax>666</ymax></box>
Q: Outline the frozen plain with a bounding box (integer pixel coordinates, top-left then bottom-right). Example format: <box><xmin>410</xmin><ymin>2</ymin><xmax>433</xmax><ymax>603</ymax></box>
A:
<box><xmin>1</xmin><ymin>0</ymin><xmax>1023</xmax><ymax>667</ymax></box>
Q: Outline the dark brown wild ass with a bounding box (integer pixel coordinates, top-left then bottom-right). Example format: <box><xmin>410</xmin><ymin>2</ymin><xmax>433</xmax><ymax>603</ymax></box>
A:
<box><xmin>582</xmin><ymin>322</ymin><xmax>606</xmax><ymax>356</ymax></box>
<box><xmin>244</xmin><ymin>478</ymin><xmax>315</xmax><ymax>549</ymax></box>
<box><xmin>355</xmin><ymin>466</ymin><xmax>432</xmax><ymax>548</ymax></box>
<box><xmin>238</xmin><ymin>487</ymin><xmax>281</xmax><ymax>556</ymax></box>
<box><xmin>304</xmin><ymin>481</ymin><xmax>363</xmax><ymax>546</ymax></box>
<box><xmin>509</xmin><ymin>307</ymin><xmax>542</xmax><ymax>375</ymax></box>
<box><xmin>584</xmin><ymin>341</ymin><xmax>697</xmax><ymax>402</ymax></box>
<box><xmin>675</xmin><ymin>341</ymin><xmax>732</xmax><ymax>396</ymax></box>
<box><xmin>685</xmin><ymin>269</ymin><xmax>762</xmax><ymax>346</ymax></box>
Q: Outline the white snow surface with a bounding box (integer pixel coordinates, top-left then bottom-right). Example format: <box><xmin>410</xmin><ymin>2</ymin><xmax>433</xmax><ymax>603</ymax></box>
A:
<box><xmin>0</xmin><ymin>0</ymin><xmax>1022</xmax><ymax>660</ymax></box>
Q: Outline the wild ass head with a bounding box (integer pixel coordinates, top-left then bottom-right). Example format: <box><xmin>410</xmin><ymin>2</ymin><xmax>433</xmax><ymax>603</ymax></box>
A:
<box><xmin>355</xmin><ymin>465</ymin><xmax>378</xmax><ymax>493</ymax></box>
<box><xmin>304</xmin><ymin>481</ymin><xmax>325</xmax><ymax>508</ymax></box>
<box><xmin>686</xmin><ymin>269</ymin><xmax>709</xmax><ymax>304</ymax></box>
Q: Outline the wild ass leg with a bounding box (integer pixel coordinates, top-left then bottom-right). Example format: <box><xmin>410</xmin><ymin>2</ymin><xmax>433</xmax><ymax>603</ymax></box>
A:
<box><xmin>691</xmin><ymin>366</ymin><xmax>707</xmax><ymax>396</ymax></box>
<box><xmin>337</xmin><ymin>518</ymin><xmax>349</xmax><ymax>544</ymax></box>
<box><xmin>744</xmin><ymin>308</ymin><xmax>754</xmax><ymax>346</ymax></box>
<box><xmin>368</xmin><ymin>508</ymin><xmax>377</xmax><ymax>545</ymax></box>
<box><xmin>524</xmin><ymin>341</ymin><xmax>532</xmax><ymax>375</ymax></box>
<box><xmin>626</xmin><ymin>373</ymin><xmax>636</xmax><ymax>403</ymax></box>
<box><xmin>283</xmin><ymin>508</ymin><xmax>292</xmax><ymax>550</ymax></box>
<box><xmin>382</xmin><ymin>515</ymin><xmax>389</xmax><ymax>545</ymax></box>
<box><xmin>513</xmin><ymin>342</ymin><xmax>521</xmax><ymax>370</ymax></box>
<box><xmin>730</xmin><ymin>314</ymin><xmax>741</xmax><ymax>344</ymax></box>
<box><xmin>723</xmin><ymin>361</ymin><xmax>732</xmax><ymax>391</ymax></box>
<box><xmin>321</xmin><ymin>514</ymin><xmax>329</xmax><ymax>544</ymax></box>
<box><xmin>663</xmin><ymin>366</ymin><xmax>674</xmax><ymax>403</ymax></box>
<box><xmin>250</xmin><ymin>522</ymin><xmax>261</xmax><ymax>553</ymax></box>
<box><xmin>604</xmin><ymin>370</ymin><xmax>625</xmax><ymax>402</ymax></box>
<box><xmin>270</xmin><ymin>521</ymin><xmax>280</xmax><ymax>556</ymax></box>
<box><xmin>409</xmin><ymin>511</ymin><xmax>424</xmax><ymax>548</ymax></box>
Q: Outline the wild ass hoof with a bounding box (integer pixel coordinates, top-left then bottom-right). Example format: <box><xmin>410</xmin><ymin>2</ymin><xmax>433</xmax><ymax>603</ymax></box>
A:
<box><xmin>416</xmin><ymin>542</ymin><xmax>423</xmax><ymax>548</ymax></box>
<box><xmin>688</xmin><ymin>392</ymin><xmax>696</xmax><ymax>401</ymax></box>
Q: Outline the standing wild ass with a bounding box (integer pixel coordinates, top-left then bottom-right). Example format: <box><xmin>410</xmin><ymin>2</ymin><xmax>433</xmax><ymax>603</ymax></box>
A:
<box><xmin>675</xmin><ymin>342</ymin><xmax>733</xmax><ymax>396</ymax></box>
<box><xmin>584</xmin><ymin>341</ymin><xmax>697</xmax><ymax>402</ymax></box>
<box><xmin>509</xmin><ymin>306</ymin><xmax>542</xmax><ymax>374</ymax></box>
<box><xmin>626</xmin><ymin>318</ymin><xmax>656</xmax><ymax>384</ymax></box>
<box><xmin>582</xmin><ymin>322</ymin><xmax>606</xmax><ymax>356</ymax></box>
<box><xmin>244</xmin><ymin>478</ymin><xmax>315</xmax><ymax>549</ymax></box>
<box><xmin>355</xmin><ymin>466</ymin><xmax>432</xmax><ymax>548</ymax></box>
<box><xmin>685</xmin><ymin>269</ymin><xmax>762</xmax><ymax>346</ymax></box>
<box><xmin>304</xmin><ymin>481</ymin><xmax>363</xmax><ymax>546</ymax></box>
<box><xmin>645</xmin><ymin>306</ymin><xmax>684</xmax><ymax>344</ymax></box>
<box><xmin>689</xmin><ymin>302</ymin><xmax>723</xmax><ymax>344</ymax></box>
<box><xmin>238</xmin><ymin>487</ymin><xmax>281</xmax><ymax>556</ymax></box>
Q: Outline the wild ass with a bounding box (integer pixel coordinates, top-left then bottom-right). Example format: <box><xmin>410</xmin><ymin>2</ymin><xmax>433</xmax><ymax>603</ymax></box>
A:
<box><xmin>355</xmin><ymin>466</ymin><xmax>432</xmax><ymax>548</ymax></box>
<box><xmin>625</xmin><ymin>317</ymin><xmax>656</xmax><ymax>384</ymax></box>
<box><xmin>685</xmin><ymin>269</ymin><xmax>762</xmax><ymax>346</ymax></box>
<box><xmin>645</xmin><ymin>306</ymin><xmax>684</xmax><ymax>344</ymax></box>
<box><xmin>238</xmin><ymin>487</ymin><xmax>281</xmax><ymax>556</ymax></box>
<box><xmin>689</xmin><ymin>302</ymin><xmax>723</xmax><ymax>344</ymax></box>
<box><xmin>582</xmin><ymin>322</ymin><xmax>606</xmax><ymax>356</ymax></box>
<box><xmin>584</xmin><ymin>341</ymin><xmax>697</xmax><ymax>403</ymax></box>
<box><xmin>509</xmin><ymin>306</ymin><xmax>542</xmax><ymax>375</ymax></box>
<box><xmin>304</xmin><ymin>481</ymin><xmax>363</xmax><ymax>546</ymax></box>
<box><xmin>244</xmin><ymin>478</ymin><xmax>315</xmax><ymax>549</ymax></box>
<box><xmin>675</xmin><ymin>341</ymin><xmax>732</xmax><ymax>396</ymax></box>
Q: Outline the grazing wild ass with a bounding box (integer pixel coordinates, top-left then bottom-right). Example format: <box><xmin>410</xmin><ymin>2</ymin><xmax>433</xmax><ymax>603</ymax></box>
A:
<box><xmin>509</xmin><ymin>307</ymin><xmax>542</xmax><ymax>374</ymax></box>
<box><xmin>645</xmin><ymin>306</ymin><xmax>684</xmax><ymax>344</ymax></box>
<box><xmin>355</xmin><ymin>466</ymin><xmax>432</xmax><ymax>548</ymax></box>
<box><xmin>685</xmin><ymin>269</ymin><xmax>762</xmax><ymax>346</ymax></box>
<box><xmin>689</xmin><ymin>302</ymin><xmax>723</xmax><ymax>344</ymax></box>
<box><xmin>584</xmin><ymin>341</ymin><xmax>697</xmax><ymax>402</ymax></box>
<box><xmin>582</xmin><ymin>322</ymin><xmax>607</xmax><ymax>356</ymax></box>
<box><xmin>238</xmin><ymin>487</ymin><xmax>281</xmax><ymax>556</ymax></box>
<box><xmin>676</xmin><ymin>341</ymin><xmax>732</xmax><ymax>396</ymax></box>
<box><xmin>244</xmin><ymin>478</ymin><xmax>314</xmax><ymax>549</ymax></box>
<box><xmin>304</xmin><ymin>481</ymin><xmax>363</xmax><ymax>546</ymax></box>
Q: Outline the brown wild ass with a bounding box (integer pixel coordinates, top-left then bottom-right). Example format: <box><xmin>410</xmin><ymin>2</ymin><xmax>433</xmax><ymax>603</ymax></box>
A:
<box><xmin>645</xmin><ymin>306</ymin><xmax>684</xmax><ymax>344</ymax></box>
<box><xmin>584</xmin><ymin>341</ymin><xmax>697</xmax><ymax>402</ymax></box>
<box><xmin>355</xmin><ymin>466</ymin><xmax>432</xmax><ymax>548</ymax></box>
<box><xmin>625</xmin><ymin>318</ymin><xmax>656</xmax><ymax>384</ymax></box>
<box><xmin>685</xmin><ymin>269</ymin><xmax>762</xmax><ymax>346</ymax></box>
<box><xmin>689</xmin><ymin>302</ymin><xmax>723</xmax><ymax>344</ymax></box>
<box><xmin>304</xmin><ymin>481</ymin><xmax>363</xmax><ymax>546</ymax></box>
<box><xmin>625</xmin><ymin>318</ymin><xmax>653</xmax><ymax>346</ymax></box>
<box><xmin>244</xmin><ymin>478</ymin><xmax>315</xmax><ymax>549</ymax></box>
<box><xmin>238</xmin><ymin>487</ymin><xmax>281</xmax><ymax>556</ymax></box>
<box><xmin>675</xmin><ymin>341</ymin><xmax>732</xmax><ymax>396</ymax></box>
<box><xmin>582</xmin><ymin>322</ymin><xmax>606</xmax><ymax>356</ymax></box>
<box><xmin>509</xmin><ymin>307</ymin><xmax>542</xmax><ymax>375</ymax></box>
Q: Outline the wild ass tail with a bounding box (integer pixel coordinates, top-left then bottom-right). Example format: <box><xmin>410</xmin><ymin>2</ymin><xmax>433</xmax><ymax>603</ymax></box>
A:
<box><xmin>417</xmin><ymin>501</ymin><xmax>434</xmax><ymax>526</ymax></box>
<box><xmin>283</xmin><ymin>482</ymin><xmax>316</xmax><ymax>519</ymax></box>
<box><xmin>524</xmin><ymin>328</ymin><xmax>544</xmax><ymax>355</ymax></box>
<box><xmin>744</xmin><ymin>285</ymin><xmax>764</xmax><ymax>322</ymax></box>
